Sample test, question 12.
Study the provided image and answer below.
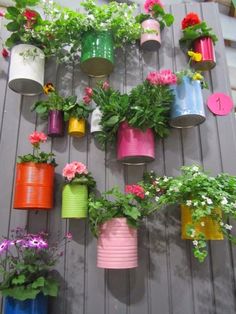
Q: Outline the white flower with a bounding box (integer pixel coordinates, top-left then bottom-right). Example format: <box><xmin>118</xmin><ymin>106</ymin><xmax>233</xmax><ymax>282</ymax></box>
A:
<box><xmin>221</xmin><ymin>197</ymin><xmax>228</xmax><ymax>205</ymax></box>
<box><xmin>155</xmin><ymin>196</ymin><xmax>160</xmax><ymax>202</ymax></box>
<box><xmin>220</xmin><ymin>222</ymin><xmax>224</xmax><ymax>226</ymax></box>
<box><xmin>225</xmin><ymin>224</ymin><xmax>233</xmax><ymax>230</ymax></box>
<box><xmin>186</xmin><ymin>200</ymin><xmax>192</xmax><ymax>206</ymax></box>
<box><xmin>156</xmin><ymin>188</ymin><xmax>160</xmax><ymax>192</ymax></box>
<box><xmin>163</xmin><ymin>176</ymin><xmax>168</xmax><ymax>182</ymax></box>
<box><xmin>193</xmin><ymin>201</ymin><xmax>198</xmax><ymax>206</ymax></box>
<box><xmin>193</xmin><ymin>240</ymin><xmax>198</xmax><ymax>246</ymax></box>
<box><xmin>200</xmin><ymin>221</ymin><xmax>205</xmax><ymax>227</ymax></box>
<box><xmin>206</xmin><ymin>198</ymin><xmax>213</xmax><ymax>205</ymax></box>
<box><xmin>190</xmin><ymin>230</ymin><xmax>196</xmax><ymax>238</ymax></box>
<box><xmin>145</xmin><ymin>191</ymin><xmax>150</xmax><ymax>196</ymax></box>
<box><xmin>192</xmin><ymin>166</ymin><xmax>199</xmax><ymax>172</ymax></box>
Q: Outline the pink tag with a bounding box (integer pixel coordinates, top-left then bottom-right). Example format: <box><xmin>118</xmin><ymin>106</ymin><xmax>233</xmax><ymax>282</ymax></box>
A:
<box><xmin>207</xmin><ymin>93</ymin><xmax>233</xmax><ymax>116</ymax></box>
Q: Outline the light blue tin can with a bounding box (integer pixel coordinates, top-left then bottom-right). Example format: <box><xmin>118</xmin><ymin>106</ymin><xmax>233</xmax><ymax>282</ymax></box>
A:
<box><xmin>170</xmin><ymin>76</ymin><xmax>206</xmax><ymax>128</ymax></box>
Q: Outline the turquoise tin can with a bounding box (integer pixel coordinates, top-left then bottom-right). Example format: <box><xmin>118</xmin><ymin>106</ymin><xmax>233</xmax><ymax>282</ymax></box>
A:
<box><xmin>80</xmin><ymin>31</ymin><xmax>114</xmax><ymax>77</ymax></box>
<box><xmin>170</xmin><ymin>76</ymin><xmax>206</xmax><ymax>128</ymax></box>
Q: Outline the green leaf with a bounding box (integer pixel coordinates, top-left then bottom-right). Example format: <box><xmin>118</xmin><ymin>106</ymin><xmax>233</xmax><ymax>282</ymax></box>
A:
<box><xmin>5</xmin><ymin>33</ymin><xmax>20</xmax><ymax>48</ymax></box>
<box><xmin>32</xmin><ymin>277</ymin><xmax>45</xmax><ymax>289</ymax></box>
<box><xmin>1</xmin><ymin>287</ymin><xmax>40</xmax><ymax>301</ymax></box>
<box><xmin>6</xmin><ymin>21</ymin><xmax>20</xmax><ymax>32</ymax></box>
<box><xmin>104</xmin><ymin>115</ymin><xmax>119</xmax><ymax>127</ymax></box>
<box><xmin>42</xmin><ymin>278</ymin><xmax>59</xmax><ymax>297</ymax></box>
<box><xmin>7</xmin><ymin>7</ymin><xmax>20</xmax><ymax>17</ymax></box>
<box><xmin>12</xmin><ymin>274</ymin><xmax>26</xmax><ymax>285</ymax></box>
<box><xmin>164</xmin><ymin>14</ymin><xmax>174</xmax><ymax>27</ymax></box>
<box><xmin>123</xmin><ymin>207</ymin><xmax>141</xmax><ymax>220</ymax></box>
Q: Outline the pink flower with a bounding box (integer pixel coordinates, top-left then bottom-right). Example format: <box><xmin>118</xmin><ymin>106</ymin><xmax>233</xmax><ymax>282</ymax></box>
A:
<box><xmin>0</xmin><ymin>240</ymin><xmax>9</xmax><ymax>254</ymax></box>
<box><xmin>84</xmin><ymin>87</ymin><xmax>93</xmax><ymax>98</ymax></box>
<box><xmin>102</xmin><ymin>81</ymin><xmax>110</xmax><ymax>91</ymax></box>
<box><xmin>158</xmin><ymin>69</ymin><xmax>177</xmax><ymax>85</ymax></box>
<box><xmin>146</xmin><ymin>71</ymin><xmax>160</xmax><ymax>85</ymax></box>
<box><xmin>62</xmin><ymin>163</ymin><xmax>77</xmax><ymax>181</ymax></box>
<box><xmin>27</xmin><ymin>236</ymin><xmax>48</xmax><ymax>249</ymax></box>
<box><xmin>29</xmin><ymin>131</ymin><xmax>47</xmax><ymax>145</ymax></box>
<box><xmin>125</xmin><ymin>185</ymin><xmax>145</xmax><ymax>199</ymax></box>
<box><xmin>83</xmin><ymin>95</ymin><xmax>91</xmax><ymax>104</ymax></box>
<box><xmin>2</xmin><ymin>48</ymin><xmax>9</xmax><ymax>58</ymax></box>
<box><xmin>72</xmin><ymin>161</ymin><xmax>88</xmax><ymax>174</ymax></box>
<box><xmin>144</xmin><ymin>0</ymin><xmax>163</xmax><ymax>13</ymax></box>
<box><xmin>0</xmin><ymin>11</ymin><xmax>5</xmax><ymax>17</ymax></box>
<box><xmin>65</xmin><ymin>232</ymin><xmax>73</xmax><ymax>240</ymax></box>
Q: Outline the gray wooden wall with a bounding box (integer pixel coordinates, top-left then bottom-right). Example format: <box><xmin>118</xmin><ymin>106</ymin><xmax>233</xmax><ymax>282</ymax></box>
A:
<box><xmin>1</xmin><ymin>2</ymin><xmax>236</xmax><ymax>314</ymax></box>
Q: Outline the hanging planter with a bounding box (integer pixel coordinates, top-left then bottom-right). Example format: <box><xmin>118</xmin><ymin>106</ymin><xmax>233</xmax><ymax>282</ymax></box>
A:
<box><xmin>80</xmin><ymin>31</ymin><xmax>114</xmax><ymax>77</ymax></box>
<box><xmin>181</xmin><ymin>205</ymin><xmax>223</xmax><ymax>240</ymax></box>
<box><xmin>4</xmin><ymin>294</ymin><xmax>48</xmax><ymax>314</ymax></box>
<box><xmin>97</xmin><ymin>218</ymin><xmax>138</xmax><ymax>269</ymax></box>
<box><xmin>117</xmin><ymin>121</ymin><xmax>155</xmax><ymax>164</ymax></box>
<box><xmin>48</xmin><ymin>110</ymin><xmax>64</xmax><ymax>137</ymax></box>
<box><xmin>68</xmin><ymin>117</ymin><xmax>86</xmax><ymax>137</ymax></box>
<box><xmin>8</xmin><ymin>44</ymin><xmax>45</xmax><ymax>96</ymax></box>
<box><xmin>62</xmin><ymin>184</ymin><xmax>88</xmax><ymax>218</ymax></box>
<box><xmin>170</xmin><ymin>75</ymin><xmax>206</xmax><ymax>128</ymax></box>
<box><xmin>140</xmin><ymin>19</ymin><xmax>161</xmax><ymax>50</ymax></box>
<box><xmin>91</xmin><ymin>107</ymin><xmax>102</xmax><ymax>133</ymax></box>
<box><xmin>192</xmin><ymin>37</ymin><xmax>216</xmax><ymax>71</ymax></box>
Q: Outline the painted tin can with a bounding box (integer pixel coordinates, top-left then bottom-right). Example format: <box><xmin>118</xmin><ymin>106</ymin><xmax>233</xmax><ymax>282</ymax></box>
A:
<box><xmin>91</xmin><ymin>107</ymin><xmax>102</xmax><ymax>133</ymax></box>
<box><xmin>48</xmin><ymin>110</ymin><xmax>64</xmax><ymax>137</ymax></box>
<box><xmin>68</xmin><ymin>117</ymin><xmax>85</xmax><ymax>137</ymax></box>
<box><xmin>13</xmin><ymin>162</ymin><xmax>54</xmax><ymax>210</ymax></box>
<box><xmin>62</xmin><ymin>184</ymin><xmax>88</xmax><ymax>219</ymax></box>
<box><xmin>140</xmin><ymin>19</ymin><xmax>161</xmax><ymax>50</ymax></box>
<box><xmin>117</xmin><ymin>121</ymin><xmax>155</xmax><ymax>164</ymax></box>
<box><xmin>8</xmin><ymin>44</ymin><xmax>45</xmax><ymax>96</ymax></box>
<box><xmin>4</xmin><ymin>294</ymin><xmax>48</xmax><ymax>314</ymax></box>
<box><xmin>170</xmin><ymin>76</ymin><xmax>206</xmax><ymax>128</ymax></box>
<box><xmin>97</xmin><ymin>218</ymin><xmax>138</xmax><ymax>269</ymax></box>
<box><xmin>80</xmin><ymin>31</ymin><xmax>114</xmax><ymax>77</ymax></box>
<box><xmin>192</xmin><ymin>37</ymin><xmax>216</xmax><ymax>71</ymax></box>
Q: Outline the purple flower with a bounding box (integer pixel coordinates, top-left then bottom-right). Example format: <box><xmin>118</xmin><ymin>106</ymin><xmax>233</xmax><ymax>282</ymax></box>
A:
<box><xmin>0</xmin><ymin>240</ymin><xmax>9</xmax><ymax>254</ymax></box>
<box><xmin>65</xmin><ymin>232</ymin><xmax>73</xmax><ymax>240</ymax></box>
<box><xmin>26</xmin><ymin>237</ymin><xmax>48</xmax><ymax>249</ymax></box>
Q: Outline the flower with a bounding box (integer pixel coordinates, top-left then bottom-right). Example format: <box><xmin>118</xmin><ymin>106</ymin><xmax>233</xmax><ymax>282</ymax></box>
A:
<box><xmin>225</xmin><ymin>224</ymin><xmax>232</xmax><ymax>231</ymax></box>
<box><xmin>125</xmin><ymin>184</ymin><xmax>145</xmax><ymax>199</ymax></box>
<box><xmin>186</xmin><ymin>200</ymin><xmax>192</xmax><ymax>206</ymax></box>
<box><xmin>144</xmin><ymin>0</ymin><xmax>163</xmax><ymax>13</ymax></box>
<box><xmin>193</xmin><ymin>240</ymin><xmax>198</xmax><ymax>246</ymax></box>
<box><xmin>192</xmin><ymin>73</ymin><xmax>203</xmax><ymax>81</ymax></box>
<box><xmin>23</xmin><ymin>9</ymin><xmax>38</xmax><ymax>22</ymax></box>
<box><xmin>146</xmin><ymin>70</ymin><xmax>177</xmax><ymax>85</ymax></box>
<box><xmin>71</xmin><ymin>161</ymin><xmax>88</xmax><ymax>174</ymax></box>
<box><xmin>188</xmin><ymin>51</ymin><xmax>202</xmax><ymax>62</ymax></box>
<box><xmin>0</xmin><ymin>240</ymin><xmax>9</xmax><ymax>254</ymax></box>
<box><xmin>1</xmin><ymin>48</ymin><xmax>9</xmax><ymax>58</ymax></box>
<box><xmin>27</xmin><ymin>237</ymin><xmax>48</xmax><ymax>249</ymax></box>
<box><xmin>66</xmin><ymin>232</ymin><xmax>73</xmax><ymax>240</ymax></box>
<box><xmin>221</xmin><ymin>197</ymin><xmax>228</xmax><ymax>205</ymax></box>
<box><xmin>29</xmin><ymin>131</ymin><xmax>47</xmax><ymax>146</ymax></box>
<box><xmin>155</xmin><ymin>196</ymin><xmax>160</xmax><ymax>202</ymax></box>
<box><xmin>200</xmin><ymin>222</ymin><xmax>205</xmax><ymax>227</ymax></box>
<box><xmin>83</xmin><ymin>95</ymin><xmax>91</xmax><ymax>104</ymax></box>
<box><xmin>146</xmin><ymin>71</ymin><xmax>160</xmax><ymax>85</ymax></box>
<box><xmin>0</xmin><ymin>11</ymin><xmax>5</xmax><ymax>17</ymax></box>
<box><xmin>62</xmin><ymin>163</ymin><xmax>77</xmax><ymax>181</ymax></box>
<box><xmin>85</xmin><ymin>87</ymin><xmax>93</xmax><ymax>98</ymax></box>
<box><xmin>145</xmin><ymin>191</ymin><xmax>150</xmax><ymax>196</ymax></box>
<box><xmin>102</xmin><ymin>81</ymin><xmax>110</xmax><ymax>91</ymax></box>
<box><xmin>43</xmin><ymin>83</ymin><xmax>55</xmax><ymax>95</ymax></box>
<box><xmin>206</xmin><ymin>198</ymin><xmax>213</xmax><ymax>205</ymax></box>
<box><xmin>181</xmin><ymin>12</ymin><xmax>201</xmax><ymax>30</ymax></box>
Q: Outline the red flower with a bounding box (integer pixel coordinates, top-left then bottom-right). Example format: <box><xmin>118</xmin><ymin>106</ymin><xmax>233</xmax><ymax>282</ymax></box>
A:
<box><xmin>125</xmin><ymin>185</ymin><xmax>145</xmax><ymax>199</ymax></box>
<box><xmin>23</xmin><ymin>9</ymin><xmax>37</xmax><ymax>22</ymax></box>
<box><xmin>29</xmin><ymin>131</ymin><xmax>47</xmax><ymax>146</ymax></box>
<box><xmin>84</xmin><ymin>87</ymin><xmax>93</xmax><ymax>98</ymax></box>
<box><xmin>1</xmin><ymin>48</ymin><xmax>9</xmax><ymax>58</ymax></box>
<box><xmin>0</xmin><ymin>11</ymin><xmax>5</xmax><ymax>17</ymax></box>
<box><xmin>83</xmin><ymin>95</ymin><xmax>91</xmax><ymax>104</ymax></box>
<box><xmin>182</xmin><ymin>12</ymin><xmax>201</xmax><ymax>29</ymax></box>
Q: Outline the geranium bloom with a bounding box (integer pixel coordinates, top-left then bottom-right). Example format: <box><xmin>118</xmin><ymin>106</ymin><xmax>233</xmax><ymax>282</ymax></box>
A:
<box><xmin>83</xmin><ymin>95</ymin><xmax>91</xmax><ymax>104</ymax></box>
<box><xmin>62</xmin><ymin>163</ymin><xmax>77</xmax><ymax>181</ymax></box>
<box><xmin>146</xmin><ymin>71</ymin><xmax>160</xmax><ymax>85</ymax></box>
<box><xmin>27</xmin><ymin>236</ymin><xmax>48</xmax><ymax>249</ymax></box>
<box><xmin>144</xmin><ymin>0</ymin><xmax>163</xmax><ymax>13</ymax></box>
<box><xmin>85</xmin><ymin>87</ymin><xmax>93</xmax><ymax>98</ymax></box>
<box><xmin>43</xmin><ymin>83</ymin><xmax>55</xmax><ymax>95</ymax></box>
<box><xmin>188</xmin><ymin>51</ymin><xmax>202</xmax><ymax>62</ymax></box>
<box><xmin>182</xmin><ymin>12</ymin><xmax>201</xmax><ymax>30</ymax></box>
<box><xmin>102</xmin><ymin>81</ymin><xmax>110</xmax><ymax>91</ymax></box>
<box><xmin>66</xmin><ymin>232</ymin><xmax>73</xmax><ymax>240</ymax></box>
<box><xmin>1</xmin><ymin>48</ymin><xmax>9</xmax><ymax>58</ymax></box>
<box><xmin>125</xmin><ymin>184</ymin><xmax>145</xmax><ymax>199</ymax></box>
<box><xmin>0</xmin><ymin>240</ymin><xmax>9</xmax><ymax>254</ymax></box>
<box><xmin>23</xmin><ymin>9</ymin><xmax>38</xmax><ymax>21</ymax></box>
<box><xmin>0</xmin><ymin>11</ymin><xmax>5</xmax><ymax>17</ymax></box>
<box><xmin>71</xmin><ymin>161</ymin><xmax>88</xmax><ymax>174</ymax></box>
<box><xmin>158</xmin><ymin>69</ymin><xmax>177</xmax><ymax>85</ymax></box>
<box><xmin>29</xmin><ymin>131</ymin><xmax>47</xmax><ymax>145</ymax></box>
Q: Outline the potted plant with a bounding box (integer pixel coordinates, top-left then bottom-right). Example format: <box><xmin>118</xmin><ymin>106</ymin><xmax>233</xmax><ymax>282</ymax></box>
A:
<box><xmin>78</xmin><ymin>0</ymin><xmax>141</xmax><ymax>76</ymax></box>
<box><xmin>0</xmin><ymin>228</ymin><xmax>72</xmax><ymax>314</ymax></box>
<box><xmin>88</xmin><ymin>184</ymin><xmax>154</xmax><ymax>269</ymax></box>
<box><xmin>169</xmin><ymin>67</ymin><xmax>208</xmax><ymax>128</ymax></box>
<box><xmin>179</xmin><ymin>12</ymin><xmax>218</xmax><ymax>71</ymax></box>
<box><xmin>63</xmin><ymin>87</ymin><xmax>93</xmax><ymax>138</ymax></box>
<box><xmin>13</xmin><ymin>131</ymin><xmax>56</xmax><ymax>210</ymax></box>
<box><xmin>61</xmin><ymin>161</ymin><xmax>96</xmax><ymax>219</ymax></box>
<box><xmin>92</xmin><ymin>71</ymin><xmax>176</xmax><ymax>164</ymax></box>
<box><xmin>136</xmin><ymin>0</ymin><xmax>174</xmax><ymax>50</ymax></box>
<box><xmin>143</xmin><ymin>165</ymin><xmax>236</xmax><ymax>262</ymax></box>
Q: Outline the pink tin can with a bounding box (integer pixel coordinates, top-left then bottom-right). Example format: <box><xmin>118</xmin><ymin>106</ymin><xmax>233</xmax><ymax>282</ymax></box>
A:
<box><xmin>97</xmin><ymin>218</ymin><xmax>138</xmax><ymax>269</ymax></box>
<box><xmin>192</xmin><ymin>36</ymin><xmax>216</xmax><ymax>71</ymax></box>
<box><xmin>141</xmin><ymin>19</ymin><xmax>161</xmax><ymax>50</ymax></box>
<box><xmin>117</xmin><ymin>121</ymin><xmax>155</xmax><ymax>164</ymax></box>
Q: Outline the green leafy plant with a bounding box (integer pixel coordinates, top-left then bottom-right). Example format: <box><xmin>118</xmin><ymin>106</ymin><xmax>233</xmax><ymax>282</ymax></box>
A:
<box><xmin>143</xmin><ymin>165</ymin><xmax>236</xmax><ymax>262</ymax></box>
<box><xmin>88</xmin><ymin>184</ymin><xmax>156</xmax><ymax>237</ymax></box>
<box><xmin>175</xmin><ymin>68</ymin><xmax>208</xmax><ymax>89</ymax></box>
<box><xmin>17</xmin><ymin>131</ymin><xmax>56</xmax><ymax>166</ymax></box>
<box><xmin>0</xmin><ymin>228</ymin><xmax>72</xmax><ymax>301</ymax></box>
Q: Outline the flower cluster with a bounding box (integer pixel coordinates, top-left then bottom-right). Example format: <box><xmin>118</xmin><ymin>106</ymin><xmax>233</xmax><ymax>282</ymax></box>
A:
<box><xmin>29</xmin><ymin>131</ymin><xmax>47</xmax><ymax>146</ymax></box>
<box><xmin>188</xmin><ymin>51</ymin><xmax>202</xmax><ymax>62</ymax></box>
<box><xmin>144</xmin><ymin>0</ymin><xmax>163</xmax><ymax>13</ymax></box>
<box><xmin>181</xmin><ymin>12</ymin><xmax>201</xmax><ymax>30</ymax></box>
<box><xmin>62</xmin><ymin>161</ymin><xmax>88</xmax><ymax>181</ymax></box>
<box><xmin>125</xmin><ymin>184</ymin><xmax>145</xmax><ymax>199</ymax></box>
<box><xmin>43</xmin><ymin>83</ymin><xmax>55</xmax><ymax>95</ymax></box>
<box><xmin>23</xmin><ymin>9</ymin><xmax>38</xmax><ymax>22</ymax></box>
<box><xmin>83</xmin><ymin>87</ymin><xmax>93</xmax><ymax>104</ymax></box>
<box><xmin>146</xmin><ymin>70</ymin><xmax>177</xmax><ymax>85</ymax></box>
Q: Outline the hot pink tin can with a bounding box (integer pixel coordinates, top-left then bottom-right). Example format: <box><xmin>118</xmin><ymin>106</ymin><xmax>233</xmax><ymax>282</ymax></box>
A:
<box><xmin>192</xmin><ymin>36</ymin><xmax>216</xmax><ymax>71</ymax></box>
<box><xmin>141</xmin><ymin>19</ymin><xmax>161</xmax><ymax>50</ymax></box>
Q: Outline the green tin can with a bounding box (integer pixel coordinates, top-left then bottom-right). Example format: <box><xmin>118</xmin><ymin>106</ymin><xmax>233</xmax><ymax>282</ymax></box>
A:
<box><xmin>62</xmin><ymin>184</ymin><xmax>88</xmax><ymax>219</ymax></box>
<box><xmin>80</xmin><ymin>31</ymin><xmax>114</xmax><ymax>77</ymax></box>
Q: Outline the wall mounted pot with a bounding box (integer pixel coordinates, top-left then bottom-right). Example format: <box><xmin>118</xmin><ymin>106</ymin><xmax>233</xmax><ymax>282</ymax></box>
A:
<box><xmin>4</xmin><ymin>294</ymin><xmax>48</xmax><ymax>314</ymax></box>
<box><xmin>97</xmin><ymin>218</ymin><xmax>138</xmax><ymax>269</ymax></box>
<box><xmin>117</xmin><ymin>121</ymin><xmax>155</xmax><ymax>164</ymax></box>
<box><xmin>170</xmin><ymin>76</ymin><xmax>205</xmax><ymax>128</ymax></box>
<box><xmin>62</xmin><ymin>184</ymin><xmax>88</xmax><ymax>218</ymax></box>
<box><xmin>13</xmin><ymin>162</ymin><xmax>54</xmax><ymax>210</ymax></box>
<box><xmin>91</xmin><ymin>107</ymin><xmax>102</xmax><ymax>133</ymax></box>
<box><xmin>8</xmin><ymin>44</ymin><xmax>45</xmax><ymax>95</ymax></box>
<box><xmin>48</xmin><ymin>110</ymin><xmax>64</xmax><ymax>137</ymax></box>
<box><xmin>140</xmin><ymin>19</ymin><xmax>161</xmax><ymax>50</ymax></box>
<box><xmin>192</xmin><ymin>36</ymin><xmax>216</xmax><ymax>71</ymax></box>
<box><xmin>68</xmin><ymin>117</ymin><xmax>85</xmax><ymax>137</ymax></box>
<box><xmin>181</xmin><ymin>205</ymin><xmax>223</xmax><ymax>240</ymax></box>
<box><xmin>80</xmin><ymin>31</ymin><xmax>114</xmax><ymax>77</ymax></box>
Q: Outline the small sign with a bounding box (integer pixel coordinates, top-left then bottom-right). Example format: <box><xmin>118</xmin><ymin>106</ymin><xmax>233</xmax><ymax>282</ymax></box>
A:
<box><xmin>207</xmin><ymin>93</ymin><xmax>234</xmax><ymax>116</ymax></box>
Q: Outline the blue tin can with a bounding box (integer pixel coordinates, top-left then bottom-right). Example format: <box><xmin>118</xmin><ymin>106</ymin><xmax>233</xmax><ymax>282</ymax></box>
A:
<box><xmin>4</xmin><ymin>294</ymin><xmax>48</xmax><ymax>314</ymax></box>
<box><xmin>170</xmin><ymin>76</ymin><xmax>206</xmax><ymax>128</ymax></box>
